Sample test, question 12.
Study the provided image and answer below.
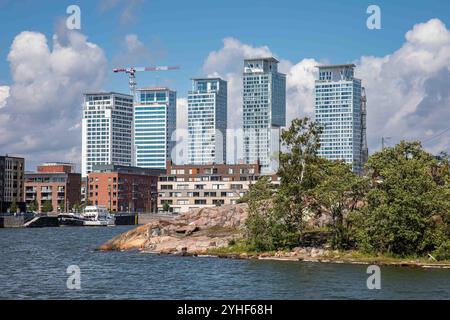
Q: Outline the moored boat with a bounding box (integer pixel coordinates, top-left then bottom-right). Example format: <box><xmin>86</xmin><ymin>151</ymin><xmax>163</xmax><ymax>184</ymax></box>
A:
<box><xmin>82</xmin><ymin>206</ymin><xmax>115</xmax><ymax>226</ymax></box>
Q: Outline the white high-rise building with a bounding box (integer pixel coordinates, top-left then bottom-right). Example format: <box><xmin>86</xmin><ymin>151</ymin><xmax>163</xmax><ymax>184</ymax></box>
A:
<box><xmin>314</xmin><ymin>64</ymin><xmax>368</xmax><ymax>174</ymax></box>
<box><xmin>134</xmin><ymin>87</ymin><xmax>177</xmax><ymax>169</ymax></box>
<box><xmin>243</xmin><ymin>57</ymin><xmax>286</xmax><ymax>173</ymax></box>
<box><xmin>188</xmin><ymin>78</ymin><xmax>227</xmax><ymax>165</ymax></box>
<box><xmin>81</xmin><ymin>92</ymin><xmax>133</xmax><ymax>177</ymax></box>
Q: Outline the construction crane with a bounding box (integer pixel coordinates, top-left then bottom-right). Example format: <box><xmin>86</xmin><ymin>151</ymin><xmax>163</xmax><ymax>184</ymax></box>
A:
<box><xmin>113</xmin><ymin>65</ymin><xmax>180</xmax><ymax>97</ymax></box>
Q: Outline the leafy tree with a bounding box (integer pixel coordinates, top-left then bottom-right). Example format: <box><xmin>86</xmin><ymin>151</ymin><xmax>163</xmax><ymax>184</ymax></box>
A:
<box><xmin>312</xmin><ymin>161</ymin><xmax>367</xmax><ymax>249</ymax></box>
<box><xmin>9</xmin><ymin>200</ymin><xmax>18</xmax><ymax>213</ymax></box>
<box><xmin>274</xmin><ymin>117</ymin><xmax>324</xmax><ymax>248</ymax></box>
<box><xmin>243</xmin><ymin>176</ymin><xmax>278</xmax><ymax>250</ymax></box>
<box><xmin>162</xmin><ymin>201</ymin><xmax>171</xmax><ymax>213</ymax></box>
<box><xmin>41</xmin><ymin>201</ymin><xmax>53</xmax><ymax>213</ymax></box>
<box><xmin>27</xmin><ymin>200</ymin><xmax>38</xmax><ymax>212</ymax></box>
<box><xmin>59</xmin><ymin>200</ymin><xmax>65</xmax><ymax>213</ymax></box>
<box><xmin>244</xmin><ymin>117</ymin><xmax>326</xmax><ymax>251</ymax></box>
<box><xmin>350</xmin><ymin>141</ymin><xmax>450</xmax><ymax>256</ymax></box>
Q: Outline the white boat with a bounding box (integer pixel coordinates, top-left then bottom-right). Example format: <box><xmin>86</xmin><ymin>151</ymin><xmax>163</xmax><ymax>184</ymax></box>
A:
<box><xmin>81</xmin><ymin>205</ymin><xmax>115</xmax><ymax>226</ymax></box>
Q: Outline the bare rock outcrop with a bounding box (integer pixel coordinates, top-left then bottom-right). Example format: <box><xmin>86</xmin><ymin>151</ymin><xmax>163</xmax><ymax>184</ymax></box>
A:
<box><xmin>99</xmin><ymin>204</ymin><xmax>248</xmax><ymax>254</ymax></box>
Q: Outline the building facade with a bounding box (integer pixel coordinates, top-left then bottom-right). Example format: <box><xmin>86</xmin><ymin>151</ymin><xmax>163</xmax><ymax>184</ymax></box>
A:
<box><xmin>87</xmin><ymin>165</ymin><xmax>164</xmax><ymax>212</ymax></box>
<box><xmin>314</xmin><ymin>64</ymin><xmax>367</xmax><ymax>174</ymax></box>
<box><xmin>24</xmin><ymin>163</ymin><xmax>81</xmax><ymax>213</ymax></box>
<box><xmin>81</xmin><ymin>92</ymin><xmax>134</xmax><ymax>177</ymax></box>
<box><xmin>242</xmin><ymin>57</ymin><xmax>286</xmax><ymax>174</ymax></box>
<box><xmin>134</xmin><ymin>87</ymin><xmax>177</xmax><ymax>169</ymax></box>
<box><xmin>0</xmin><ymin>155</ymin><xmax>25</xmax><ymax>212</ymax></box>
<box><xmin>188</xmin><ymin>78</ymin><xmax>227</xmax><ymax>165</ymax></box>
<box><xmin>158</xmin><ymin>161</ymin><xmax>279</xmax><ymax>214</ymax></box>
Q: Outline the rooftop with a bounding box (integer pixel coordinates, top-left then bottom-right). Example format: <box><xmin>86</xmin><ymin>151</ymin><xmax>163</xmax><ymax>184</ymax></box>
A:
<box><xmin>316</xmin><ymin>64</ymin><xmax>356</xmax><ymax>69</ymax></box>
<box><xmin>137</xmin><ymin>87</ymin><xmax>173</xmax><ymax>92</ymax></box>
<box><xmin>83</xmin><ymin>92</ymin><xmax>133</xmax><ymax>97</ymax></box>
<box><xmin>191</xmin><ymin>77</ymin><xmax>225</xmax><ymax>81</ymax></box>
<box><xmin>244</xmin><ymin>57</ymin><xmax>280</xmax><ymax>63</ymax></box>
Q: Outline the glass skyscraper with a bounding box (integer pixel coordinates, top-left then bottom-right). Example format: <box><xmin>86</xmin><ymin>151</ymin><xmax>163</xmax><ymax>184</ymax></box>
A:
<box><xmin>188</xmin><ymin>78</ymin><xmax>227</xmax><ymax>165</ymax></box>
<box><xmin>134</xmin><ymin>87</ymin><xmax>177</xmax><ymax>169</ymax></box>
<box><xmin>81</xmin><ymin>92</ymin><xmax>133</xmax><ymax>177</ymax></box>
<box><xmin>314</xmin><ymin>64</ymin><xmax>368</xmax><ymax>174</ymax></box>
<box><xmin>242</xmin><ymin>57</ymin><xmax>286</xmax><ymax>173</ymax></box>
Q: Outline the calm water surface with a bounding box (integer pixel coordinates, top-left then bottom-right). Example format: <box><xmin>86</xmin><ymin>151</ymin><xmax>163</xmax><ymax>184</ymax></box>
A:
<box><xmin>1</xmin><ymin>227</ymin><xmax>449</xmax><ymax>299</ymax></box>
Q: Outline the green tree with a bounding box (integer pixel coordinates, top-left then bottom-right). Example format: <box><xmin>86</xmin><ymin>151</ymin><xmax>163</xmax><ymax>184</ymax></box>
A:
<box><xmin>274</xmin><ymin>117</ymin><xmax>324</xmax><ymax>248</ymax></box>
<box><xmin>9</xmin><ymin>200</ymin><xmax>18</xmax><ymax>213</ymax></box>
<box><xmin>244</xmin><ymin>117</ymin><xmax>325</xmax><ymax>251</ymax></box>
<box><xmin>243</xmin><ymin>176</ymin><xmax>278</xmax><ymax>251</ymax></box>
<box><xmin>312</xmin><ymin>161</ymin><xmax>367</xmax><ymax>249</ymax></box>
<box><xmin>350</xmin><ymin>141</ymin><xmax>450</xmax><ymax>256</ymax></box>
<box><xmin>41</xmin><ymin>201</ymin><xmax>53</xmax><ymax>213</ymax></box>
<box><xmin>59</xmin><ymin>200</ymin><xmax>65</xmax><ymax>213</ymax></box>
<box><xmin>27</xmin><ymin>200</ymin><xmax>38</xmax><ymax>212</ymax></box>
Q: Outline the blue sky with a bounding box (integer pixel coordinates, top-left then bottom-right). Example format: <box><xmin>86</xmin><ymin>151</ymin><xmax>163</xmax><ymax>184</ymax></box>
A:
<box><xmin>1</xmin><ymin>0</ymin><xmax>450</xmax><ymax>169</ymax></box>
<box><xmin>1</xmin><ymin>0</ymin><xmax>450</xmax><ymax>94</ymax></box>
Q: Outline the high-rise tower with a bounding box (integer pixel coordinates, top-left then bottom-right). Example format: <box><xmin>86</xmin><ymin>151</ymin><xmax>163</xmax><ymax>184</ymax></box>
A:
<box><xmin>242</xmin><ymin>57</ymin><xmax>286</xmax><ymax>173</ymax></box>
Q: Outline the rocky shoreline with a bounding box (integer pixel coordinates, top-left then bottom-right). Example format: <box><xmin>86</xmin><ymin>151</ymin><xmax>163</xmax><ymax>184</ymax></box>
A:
<box><xmin>99</xmin><ymin>204</ymin><xmax>450</xmax><ymax>269</ymax></box>
<box><xmin>99</xmin><ymin>204</ymin><xmax>247</xmax><ymax>253</ymax></box>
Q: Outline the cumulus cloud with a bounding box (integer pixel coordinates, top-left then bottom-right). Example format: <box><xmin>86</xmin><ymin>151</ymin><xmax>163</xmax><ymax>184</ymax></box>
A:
<box><xmin>0</xmin><ymin>86</ymin><xmax>9</xmax><ymax>108</ymax></box>
<box><xmin>356</xmin><ymin>18</ymin><xmax>450</xmax><ymax>153</ymax></box>
<box><xmin>200</xmin><ymin>19</ymin><xmax>450</xmax><ymax>158</ymax></box>
<box><xmin>0</xmin><ymin>29</ymin><xmax>107</xmax><ymax>169</ymax></box>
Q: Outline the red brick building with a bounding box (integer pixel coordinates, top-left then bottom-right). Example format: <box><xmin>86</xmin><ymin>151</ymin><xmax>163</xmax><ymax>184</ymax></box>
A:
<box><xmin>25</xmin><ymin>163</ymin><xmax>81</xmax><ymax>212</ymax></box>
<box><xmin>87</xmin><ymin>165</ymin><xmax>164</xmax><ymax>212</ymax></box>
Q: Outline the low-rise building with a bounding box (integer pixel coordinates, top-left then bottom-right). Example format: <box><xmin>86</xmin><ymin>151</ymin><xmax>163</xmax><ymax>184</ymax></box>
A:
<box><xmin>0</xmin><ymin>155</ymin><xmax>25</xmax><ymax>212</ymax></box>
<box><xmin>158</xmin><ymin>161</ymin><xmax>279</xmax><ymax>214</ymax></box>
<box><xmin>87</xmin><ymin>165</ymin><xmax>164</xmax><ymax>212</ymax></box>
<box><xmin>25</xmin><ymin>163</ymin><xmax>81</xmax><ymax>213</ymax></box>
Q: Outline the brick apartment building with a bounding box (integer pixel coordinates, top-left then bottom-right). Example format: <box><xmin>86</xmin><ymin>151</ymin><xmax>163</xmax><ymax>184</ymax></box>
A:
<box><xmin>87</xmin><ymin>165</ymin><xmax>164</xmax><ymax>212</ymax></box>
<box><xmin>25</xmin><ymin>163</ymin><xmax>81</xmax><ymax>212</ymax></box>
<box><xmin>0</xmin><ymin>155</ymin><xmax>25</xmax><ymax>213</ymax></box>
<box><xmin>158</xmin><ymin>161</ymin><xmax>279</xmax><ymax>214</ymax></box>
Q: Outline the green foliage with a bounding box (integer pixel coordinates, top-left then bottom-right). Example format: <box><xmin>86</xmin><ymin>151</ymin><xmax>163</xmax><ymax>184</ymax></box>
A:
<box><xmin>162</xmin><ymin>201</ymin><xmax>171</xmax><ymax>212</ymax></box>
<box><xmin>274</xmin><ymin>117</ymin><xmax>324</xmax><ymax>248</ymax></box>
<box><xmin>41</xmin><ymin>201</ymin><xmax>53</xmax><ymax>213</ymax></box>
<box><xmin>245</xmin><ymin>118</ymin><xmax>326</xmax><ymax>251</ymax></box>
<box><xmin>9</xmin><ymin>200</ymin><xmax>18</xmax><ymax>213</ymax></box>
<box><xmin>350</xmin><ymin>141</ymin><xmax>450</xmax><ymax>256</ymax></box>
<box><xmin>244</xmin><ymin>176</ymin><xmax>279</xmax><ymax>251</ymax></box>
<box><xmin>27</xmin><ymin>200</ymin><xmax>38</xmax><ymax>212</ymax></box>
<box><xmin>312</xmin><ymin>161</ymin><xmax>367</xmax><ymax>249</ymax></box>
<box><xmin>243</xmin><ymin>119</ymin><xmax>450</xmax><ymax>259</ymax></box>
<box><xmin>433</xmin><ymin>240</ymin><xmax>450</xmax><ymax>261</ymax></box>
<box><xmin>59</xmin><ymin>200</ymin><xmax>65</xmax><ymax>213</ymax></box>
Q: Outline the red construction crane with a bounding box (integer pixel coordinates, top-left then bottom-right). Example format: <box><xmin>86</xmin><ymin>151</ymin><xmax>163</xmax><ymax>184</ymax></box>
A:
<box><xmin>113</xmin><ymin>65</ymin><xmax>180</xmax><ymax>97</ymax></box>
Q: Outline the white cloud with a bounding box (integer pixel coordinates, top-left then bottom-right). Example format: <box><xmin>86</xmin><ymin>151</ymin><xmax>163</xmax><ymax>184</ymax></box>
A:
<box><xmin>0</xmin><ymin>86</ymin><xmax>9</xmax><ymax>108</ymax></box>
<box><xmin>198</xmin><ymin>19</ymin><xmax>450</xmax><ymax>158</ymax></box>
<box><xmin>0</xmin><ymin>29</ymin><xmax>107</xmax><ymax>168</ymax></box>
<box><xmin>356</xmin><ymin>18</ymin><xmax>450</xmax><ymax>153</ymax></box>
